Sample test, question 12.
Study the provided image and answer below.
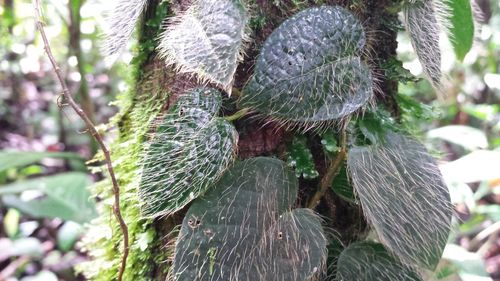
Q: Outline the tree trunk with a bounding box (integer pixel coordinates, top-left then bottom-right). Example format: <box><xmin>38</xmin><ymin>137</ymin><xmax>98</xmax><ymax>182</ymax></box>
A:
<box><xmin>81</xmin><ymin>0</ymin><xmax>402</xmax><ymax>279</ymax></box>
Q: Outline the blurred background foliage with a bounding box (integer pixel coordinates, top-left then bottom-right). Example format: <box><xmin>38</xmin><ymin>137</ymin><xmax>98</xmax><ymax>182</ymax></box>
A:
<box><xmin>0</xmin><ymin>0</ymin><xmax>499</xmax><ymax>280</ymax></box>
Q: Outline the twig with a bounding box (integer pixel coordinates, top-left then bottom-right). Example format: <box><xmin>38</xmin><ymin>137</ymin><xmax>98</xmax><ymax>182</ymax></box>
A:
<box><xmin>307</xmin><ymin>129</ymin><xmax>347</xmax><ymax>209</ymax></box>
<box><xmin>33</xmin><ymin>1</ymin><xmax>129</xmax><ymax>280</ymax></box>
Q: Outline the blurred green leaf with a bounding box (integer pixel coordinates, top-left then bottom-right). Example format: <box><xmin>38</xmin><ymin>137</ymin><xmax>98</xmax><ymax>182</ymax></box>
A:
<box><xmin>428</xmin><ymin>125</ymin><xmax>488</xmax><ymax>151</ymax></box>
<box><xmin>57</xmin><ymin>221</ymin><xmax>83</xmax><ymax>252</ymax></box>
<box><xmin>4</xmin><ymin>208</ymin><xmax>20</xmax><ymax>238</ymax></box>
<box><xmin>1</xmin><ymin>172</ymin><xmax>97</xmax><ymax>223</ymax></box>
<box><xmin>475</xmin><ymin>205</ymin><xmax>500</xmax><ymax>221</ymax></box>
<box><xmin>442</xmin><ymin>244</ymin><xmax>492</xmax><ymax>281</ymax></box>
<box><xmin>446</xmin><ymin>0</ymin><xmax>475</xmax><ymax>61</ymax></box>
<box><xmin>462</xmin><ymin>104</ymin><xmax>500</xmax><ymax>122</ymax></box>
<box><xmin>0</xmin><ymin>151</ymin><xmax>83</xmax><ymax>172</ymax></box>
<box><xmin>381</xmin><ymin>57</ymin><xmax>420</xmax><ymax>84</ymax></box>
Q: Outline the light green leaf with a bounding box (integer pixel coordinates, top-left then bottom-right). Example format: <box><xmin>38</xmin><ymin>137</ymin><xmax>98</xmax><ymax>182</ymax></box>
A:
<box><xmin>445</xmin><ymin>0</ymin><xmax>475</xmax><ymax>61</ymax></box>
<box><xmin>3</xmin><ymin>208</ymin><xmax>20</xmax><ymax>238</ymax></box>
<box><xmin>337</xmin><ymin>241</ymin><xmax>422</xmax><ymax>281</ymax></box>
<box><xmin>1</xmin><ymin>172</ymin><xmax>96</xmax><ymax>223</ymax></box>
<box><xmin>139</xmin><ymin>88</ymin><xmax>238</xmax><ymax>217</ymax></box>
<box><xmin>0</xmin><ymin>151</ymin><xmax>83</xmax><ymax>172</ymax></box>
<box><xmin>57</xmin><ymin>221</ymin><xmax>83</xmax><ymax>252</ymax></box>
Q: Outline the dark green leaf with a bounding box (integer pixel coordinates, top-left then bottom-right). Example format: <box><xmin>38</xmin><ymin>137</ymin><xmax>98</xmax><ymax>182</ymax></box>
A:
<box><xmin>347</xmin><ymin>132</ymin><xmax>452</xmax><ymax>269</ymax></box>
<box><xmin>173</xmin><ymin>157</ymin><xmax>327</xmax><ymax>280</ymax></box>
<box><xmin>242</xmin><ymin>6</ymin><xmax>371</xmax><ymax>124</ymax></box>
<box><xmin>0</xmin><ymin>151</ymin><xmax>83</xmax><ymax>172</ymax></box>
<box><xmin>337</xmin><ymin>241</ymin><xmax>422</xmax><ymax>281</ymax></box>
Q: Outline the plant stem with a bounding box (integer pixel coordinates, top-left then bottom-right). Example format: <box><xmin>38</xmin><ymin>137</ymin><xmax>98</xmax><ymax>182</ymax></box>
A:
<box><xmin>33</xmin><ymin>1</ymin><xmax>129</xmax><ymax>280</ymax></box>
<box><xmin>224</xmin><ymin>108</ymin><xmax>249</xmax><ymax>121</ymax></box>
<box><xmin>307</xmin><ymin>129</ymin><xmax>347</xmax><ymax>209</ymax></box>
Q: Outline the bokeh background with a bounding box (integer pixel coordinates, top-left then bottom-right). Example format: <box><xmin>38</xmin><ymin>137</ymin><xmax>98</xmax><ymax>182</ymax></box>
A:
<box><xmin>0</xmin><ymin>0</ymin><xmax>499</xmax><ymax>280</ymax></box>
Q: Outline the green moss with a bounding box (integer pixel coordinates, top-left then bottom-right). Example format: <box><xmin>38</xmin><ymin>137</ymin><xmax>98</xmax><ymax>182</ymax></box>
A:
<box><xmin>77</xmin><ymin>1</ymin><xmax>172</xmax><ymax>280</ymax></box>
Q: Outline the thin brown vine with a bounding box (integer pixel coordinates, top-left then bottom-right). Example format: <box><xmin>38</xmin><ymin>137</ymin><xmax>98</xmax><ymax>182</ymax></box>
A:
<box><xmin>33</xmin><ymin>1</ymin><xmax>129</xmax><ymax>280</ymax></box>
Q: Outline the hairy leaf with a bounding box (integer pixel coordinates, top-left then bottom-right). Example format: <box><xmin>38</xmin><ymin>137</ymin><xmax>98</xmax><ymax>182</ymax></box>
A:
<box><xmin>403</xmin><ymin>0</ymin><xmax>443</xmax><ymax>89</ymax></box>
<box><xmin>446</xmin><ymin>0</ymin><xmax>475</xmax><ymax>61</ymax></box>
<box><xmin>241</xmin><ymin>6</ymin><xmax>372</xmax><ymax>124</ymax></box>
<box><xmin>347</xmin><ymin>132</ymin><xmax>452</xmax><ymax>269</ymax></box>
<box><xmin>102</xmin><ymin>0</ymin><xmax>148</xmax><ymax>56</ymax></box>
<box><xmin>139</xmin><ymin>88</ymin><xmax>238</xmax><ymax>218</ymax></box>
<box><xmin>158</xmin><ymin>0</ymin><xmax>248</xmax><ymax>91</ymax></box>
<box><xmin>173</xmin><ymin>157</ymin><xmax>327</xmax><ymax>281</ymax></box>
<box><xmin>337</xmin><ymin>242</ymin><xmax>422</xmax><ymax>281</ymax></box>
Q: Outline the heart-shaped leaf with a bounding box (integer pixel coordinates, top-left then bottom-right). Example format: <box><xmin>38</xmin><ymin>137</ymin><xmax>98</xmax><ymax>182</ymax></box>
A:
<box><xmin>337</xmin><ymin>241</ymin><xmax>422</xmax><ymax>281</ymax></box>
<box><xmin>158</xmin><ymin>0</ymin><xmax>248</xmax><ymax>92</ymax></box>
<box><xmin>347</xmin><ymin>132</ymin><xmax>452</xmax><ymax>269</ymax></box>
<box><xmin>172</xmin><ymin>157</ymin><xmax>327</xmax><ymax>281</ymax></box>
<box><xmin>241</xmin><ymin>6</ymin><xmax>372</xmax><ymax>124</ymax></box>
<box><xmin>139</xmin><ymin>88</ymin><xmax>238</xmax><ymax>218</ymax></box>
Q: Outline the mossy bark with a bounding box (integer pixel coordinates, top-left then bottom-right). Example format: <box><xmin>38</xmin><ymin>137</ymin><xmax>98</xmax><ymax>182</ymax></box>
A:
<box><xmin>82</xmin><ymin>0</ymin><xmax>403</xmax><ymax>279</ymax></box>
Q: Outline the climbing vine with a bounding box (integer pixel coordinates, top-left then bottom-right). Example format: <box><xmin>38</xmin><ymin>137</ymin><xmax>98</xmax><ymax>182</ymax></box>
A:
<box><xmin>78</xmin><ymin>0</ymin><xmax>479</xmax><ymax>280</ymax></box>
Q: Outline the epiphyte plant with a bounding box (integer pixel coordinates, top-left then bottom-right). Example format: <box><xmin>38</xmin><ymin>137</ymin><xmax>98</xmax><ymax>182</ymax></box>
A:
<box><xmin>158</xmin><ymin>0</ymin><xmax>248</xmax><ymax>93</ymax></box>
<box><xmin>139</xmin><ymin>87</ymin><xmax>238</xmax><ymax>218</ymax></box>
<box><xmin>172</xmin><ymin>158</ymin><xmax>327</xmax><ymax>281</ymax></box>
<box><xmin>241</xmin><ymin>6</ymin><xmax>372</xmax><ymax>126</ymax></box>
<box><xmin>85</xmin><ymin>0</ymin><xmax>479</xmax><ymax>279</ymax></box>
